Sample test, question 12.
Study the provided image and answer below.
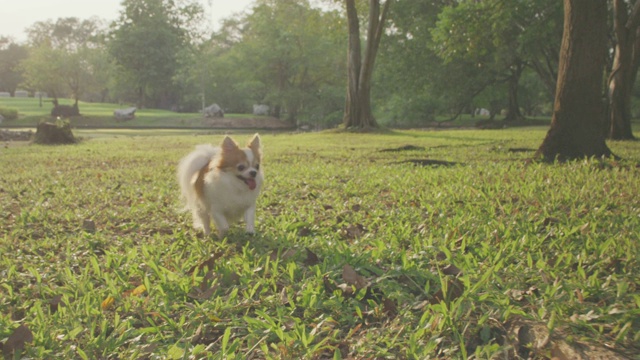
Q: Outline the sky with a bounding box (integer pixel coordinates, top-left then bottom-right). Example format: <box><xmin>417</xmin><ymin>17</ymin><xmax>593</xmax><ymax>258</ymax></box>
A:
<box><xmin>0</xmin><ymin>0</ymin><xmax>255</xmax><ymax>43</ymax></box>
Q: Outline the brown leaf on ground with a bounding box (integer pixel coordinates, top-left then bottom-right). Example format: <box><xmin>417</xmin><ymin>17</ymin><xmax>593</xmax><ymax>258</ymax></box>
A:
<box><xmin>82</xmin><ymin>219</ymin><xmax>96</xmax><ymax>233</ymax></box>
<box><xmin>323</xmin><ymin>275</ymin><xmax>337</xmax><ymax>294</ymax></box>
<box><xmin>340</xmin><ymin>223</ymin><xmax>365</xmax><ymax>240</ymax></box>
<box><xmin>297</xmin><ymin>227</ymin><xmax>312</xmax><ymax>237</ymax></box>
<box><xmin>188</xmin><ymin>270</ymin><xmax>219</xmax><ymax>300</ymax></box>
<box><xmin>49</xmin><ymin>294</ymin><xmax>64</xmax><ymax>313</ymax></box>
<box><xmin>304</xmin><ymin>248</ymin><xmax>320</xmax><ymax>266</ymax></box>
<box><xmin>429</xmin><ymin>278</ymin><xmax>465</xmax><ymax>304</ymax></box>
<box><xmin>101</xmin><ymin>296</ymin><xmax>115</xmax><ymax>310</ymax></box>
<box><xmin>542</xmin><ymin>217</ymin><xmax>561</xmax><ymax>227</ymax></box>
<box><xmin>342</xmin><ymin>264</ymin><xmax>369</xmax><ymax>290</ymax></box>
<box><xmin>441</xmin><ymin>264</ymin><xmax>462</xmax><ymax>276</ymax></box>
<box><xmin>270</xmin><ymin>248</ymin><xmax>298</xmax><ymax>262</ymax></box>
<box><xmin>507</xmin><ymin>318</ymin><xmax>633</xmax><ymax>359</ymax></box>
<box><xmin>2</xmin><ymin>325</ymin><xmax>33</xmax><ymax>358</ymax></box>
<box><xmin>187</xmin><ymin>251</ymin><xmax>224</xmax><ymax>275</ymax></box>
<box><xmin>383</xmin><ymin>298</ymin><xmax>398</xmax><ymax>318</ymax></box>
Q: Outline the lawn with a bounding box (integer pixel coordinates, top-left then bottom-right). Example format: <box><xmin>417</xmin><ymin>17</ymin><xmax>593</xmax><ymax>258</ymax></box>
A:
<box><xmin>1</xmin><ymin>128</ymin><xmax>639</xmax><ymax>359</ymax></box>
<box><xmin>0</xmin><ymin>97</ymin><xmax>272</xmax><ymax>129</ymax></box>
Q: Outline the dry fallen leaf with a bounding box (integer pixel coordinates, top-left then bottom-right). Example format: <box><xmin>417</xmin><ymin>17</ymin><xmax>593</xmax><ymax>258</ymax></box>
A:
<box><xmin>2</xmin><ymin>324</ymin><xmax>33</xmax><ymax>358</ymax></box>
<box><xmin>188</xmin><ymin>270</ymin><xmax>219</xmax><ymax>300</ymax></box>
<box><xmin>101</xmin><ymin>296</ymin><xmax>115</xmax><ymax>310</ymax></box>
<box><xmin>82</xmin><ymin>219</ymin><xmax>96</xmax><ymax>233</ymax></box>
<box><xmin>132</xmin><ymin>284</ymin><xmax>147</xmax><ymax>297</ymax></box>
<box><xmin>270</xmin><ymin>248</ymin><xmax>298</xmax><ymax>262</ymax></box>
<box><xmin>323</xmin><ymin>275</ymin><xmax>337</xmax><ymax>294</ymax></box>
<box><xmin>341</xmin><ymin>223</ymin><xmax>365</xmax><ymax>240</ymax></box>
<box><xmin>429</xmin><ymin>278</ymin><xmax>465</xmax><ymax>304</ymax></box>
<box><xmin>304</xmin><ymin>248</ymin><xmax>320</xmax><ymax>266</ymax></box>
<box><xmin>49</xmin><ymin>294</ymin><xmax>64</xmax><ymax>313</ymax></box>
<box><xmin>383</xmin><ymin>298</ymin><xmax>398</xmax><ymax>318</ymax></box>
<box><xmin>441</xmin><ymin>264</ymin><xmax>462</xmax><ymax>276</ymax></box>
<box><xmin>342</xmin><ymin>264</ymin><xmax>369</xmax><ymax>290</ymax></box>
<box><xmin>187</xmin><ymin>252</ymin><xmax>224</xmax><ymax>275</ymax></box>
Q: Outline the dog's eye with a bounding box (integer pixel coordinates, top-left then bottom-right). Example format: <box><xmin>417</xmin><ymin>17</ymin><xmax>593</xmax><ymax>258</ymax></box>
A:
<box><xmin>255</xmin><ymin>164</ymin><xmax>260</xmax><ymax>170</ymax></box>
<box><xmin>237</xmin><ymin>165</ymin><xmax>246</xmax><ymax>171</ymax></box>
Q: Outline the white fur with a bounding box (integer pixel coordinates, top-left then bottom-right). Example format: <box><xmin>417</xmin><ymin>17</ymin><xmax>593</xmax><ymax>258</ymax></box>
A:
<box><xmin>177</xmin><ymin>140</ymin><xmax>263</xmax><ymax>237</ymax></box>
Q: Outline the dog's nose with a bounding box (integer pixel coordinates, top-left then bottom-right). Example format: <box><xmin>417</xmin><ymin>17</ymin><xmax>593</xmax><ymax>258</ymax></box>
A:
<box><xmin>249</xmin><ymin>170</ymin><xmax>257</xmax><ymax>178</ymax></box>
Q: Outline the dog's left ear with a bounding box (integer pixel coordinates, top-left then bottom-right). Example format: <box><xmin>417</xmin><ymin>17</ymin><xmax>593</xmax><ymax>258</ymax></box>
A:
<box><xmin>248</xmin><ymin>133</ymin><xmax>261</xmax><ymax>151</ymax></box>
<box><xmin>221</xmin><ymin>135</ymin><xmax>239</xmax><ymax>153</ymax></box>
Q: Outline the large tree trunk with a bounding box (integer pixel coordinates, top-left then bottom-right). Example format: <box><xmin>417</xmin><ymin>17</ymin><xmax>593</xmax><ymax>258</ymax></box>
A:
<box><xmin>607</xmin><ymin>0</ymin><xmax>640</xmax><ymax>140</ymax></box>
<box><xmin>343</xmin><ymin>0</ymin><xmax>390</xmax><ymax>129</ymax></box>
<box><xmin>536</xmin><ymin>0</ymin><xmax>614</xmax><ymax>161</ymax></box>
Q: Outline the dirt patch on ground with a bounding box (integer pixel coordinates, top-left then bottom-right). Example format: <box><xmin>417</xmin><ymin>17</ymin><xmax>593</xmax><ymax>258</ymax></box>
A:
<box><xmin>1</xmin><ymin>130</ymin><xmax>33</xmax><ymax>148</ymax></box>
<box><xmin>203</xmin><ymin>116</ymin><xmax>293</xmax><ymax>129</ymax></box>
<box><xmin>1</xmin><ymin>129</ymin><xmax>33</xmax><ymax>141</ymax></box>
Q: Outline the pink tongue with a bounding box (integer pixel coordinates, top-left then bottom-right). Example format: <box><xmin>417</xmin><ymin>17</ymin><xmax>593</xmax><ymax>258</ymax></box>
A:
<box><xmin>245</xmin><ymin>178</ymin><xmax>257</xmax><ymax>190</ymax></box>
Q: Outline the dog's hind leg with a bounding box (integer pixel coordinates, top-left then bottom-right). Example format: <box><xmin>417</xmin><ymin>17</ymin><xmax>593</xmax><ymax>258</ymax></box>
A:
<box><xmin>193</xmin><ymin>208</ymin><xmax>211</xmax><ymax>236</ymax></box>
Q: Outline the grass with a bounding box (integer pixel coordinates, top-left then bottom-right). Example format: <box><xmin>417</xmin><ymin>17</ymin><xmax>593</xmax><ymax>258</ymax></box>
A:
<box><xmin>0</xmin><ymin>97</ymin><xmax>268</xmax><ymax>129</ymax></box>
<box><xmin>1</xmin><ymin>128</ymin><xmax>639</xmax><ymax>359</ymax></box>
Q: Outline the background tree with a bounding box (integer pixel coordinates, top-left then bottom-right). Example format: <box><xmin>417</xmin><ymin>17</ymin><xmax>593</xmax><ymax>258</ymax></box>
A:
<box><xmin>108</xmin><ymin>0</ymin><xmax>204</xmax><ymax>109</ymax></box>
<box><xmin>607</xmin><ymin>0</ymin><xmax>640</xmax><ymax>140</ymax></box>
<box><xmin>536</xmin><ymin>0</ymin><xmax>613</xmax><ymax>161</ymax></box>
<box><xmin>343</xmin><ymin>0</ymin><xmax>391</xmax><ymax>129</ymax></box>
<box><xmin>21</xmin><ymin>17</ymin><xmax>106</xmax><ymax>108</ymax></box>
<box><xmin>0</xmin><ymin>37</ymin><xmax>28</xmax><ymax>95</ymax></box>
<box><xmin>190</xmin><ymin>0</ymin><xmax>345</xmax><ymax>125</ymax></box>
<box><xmin>432</xmin><ymin>0</ymin><xmax>562</xmax><ymax>123</ymax></box>
<box><xmin>240</xmin><ymin>0</ymin><xmax>345</xmax><ymax>124</ymax></box>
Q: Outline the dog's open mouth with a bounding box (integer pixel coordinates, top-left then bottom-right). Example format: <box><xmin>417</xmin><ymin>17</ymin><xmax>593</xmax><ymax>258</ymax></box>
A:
<box><xmin>238</xmin><ymin>176</ymin><xmax>257</xmax><ymax>190</ymax></box>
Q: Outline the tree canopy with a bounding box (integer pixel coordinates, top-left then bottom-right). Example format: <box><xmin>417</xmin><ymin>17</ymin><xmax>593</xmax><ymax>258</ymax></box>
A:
<box><xmin>0</xmin><ymin>0</ymin><xmax>638</xmax><ymax>134</ymax></box>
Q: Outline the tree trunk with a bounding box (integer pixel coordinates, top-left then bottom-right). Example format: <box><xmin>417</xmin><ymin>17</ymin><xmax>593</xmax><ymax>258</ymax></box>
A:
<box><xmin>343</xmin><ymin>0</ymin><xmax>390</xmax><ymax>129</ymax></box>
<box><xmin>607</xmin><ymin>0</ymin><xmax>640</xmax><ymax>140</ymax></box>
<box><xmin>535</xmin><ymin>0</ymin><xmax>614</xmax><ymax>161</ymax></box>
<box><xmin>504</xmin><ymin>61</ymin><xmax>525</xmax><ymax>122</ymax></box>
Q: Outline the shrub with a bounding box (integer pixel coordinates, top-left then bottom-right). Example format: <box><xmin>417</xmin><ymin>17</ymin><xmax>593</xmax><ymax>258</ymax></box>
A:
<box><xmin>0</xmin><ymin>107</ymin><xmax>19</xmax><ymax>120</ymax></box>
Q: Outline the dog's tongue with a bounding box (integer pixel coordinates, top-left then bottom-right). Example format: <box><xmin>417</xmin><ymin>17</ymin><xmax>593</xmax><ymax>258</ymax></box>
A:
<box><xmin>245</xmin><ymin>178</ymin><xmax>257</xmax><ymax>190</ymax></box>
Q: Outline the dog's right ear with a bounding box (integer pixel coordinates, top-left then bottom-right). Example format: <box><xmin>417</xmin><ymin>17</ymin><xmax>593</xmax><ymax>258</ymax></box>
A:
<box><xmin>221</xmin><ymin>136</ymin><xmax>239</xmax><ymax>152</ymax></box>
<box><xmin>248</xmin><ymin>133</ymin><xmax>261</xmax><ymax>151</ymax></box>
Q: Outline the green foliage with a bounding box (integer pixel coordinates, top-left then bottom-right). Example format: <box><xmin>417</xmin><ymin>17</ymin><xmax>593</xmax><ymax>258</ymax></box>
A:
<box><xmin>426</xmin><ymin>0</ymin><xmax>562</xmax><ymax>119</ymax></box>
<box><xmin>1</xmin><ymin>130</ymin><xmax>639</xmax><ymax>358</ymax></box>
<box><xmin>108</xmin><ymin>0</ymin><xmax>204</xmax><ymax>109</ymax></box>
<box><xmin>21</xmin><ymin>18</ymin><xmax>108</xmax><ymax>103</ymax></box>
<box><xmin>199</xmin><ymin>0</ymin><xmax>346</xmax><ymax>124</ymax></box>
<box><xmin>0</xmin><ymin>106</ymin><xmax>18</xmax><ymax>120</ymax></box>
<box><xmin>0</xmin><ymin>38</ymin><xmax>28</xmax><ymax>94</ymax></box>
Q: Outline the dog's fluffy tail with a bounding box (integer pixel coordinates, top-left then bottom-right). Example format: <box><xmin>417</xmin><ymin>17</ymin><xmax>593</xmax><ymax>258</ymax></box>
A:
<box><xmin>177</xmin><ymin>144</ymin><xmax>218</xmax><ymax>211</ymax></box>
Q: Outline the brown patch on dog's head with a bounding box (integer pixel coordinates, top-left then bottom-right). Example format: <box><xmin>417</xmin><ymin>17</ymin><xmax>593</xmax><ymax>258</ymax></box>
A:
<box><xmin>214</xmin><ymin>135</ymin><xmax>262</xmax><ymax>190</ymax></box>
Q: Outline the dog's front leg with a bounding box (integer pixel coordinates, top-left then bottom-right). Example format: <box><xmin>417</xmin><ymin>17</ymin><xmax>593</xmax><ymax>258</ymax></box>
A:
<box><xmin>244</xmin><ymin>205</ymin><xmax>256</xmax><ymax>234</ymax></box>
<box><xmin>211</xmin><ymin>212</ymin><xmax>229</xmax><ymax>238</ymax></box>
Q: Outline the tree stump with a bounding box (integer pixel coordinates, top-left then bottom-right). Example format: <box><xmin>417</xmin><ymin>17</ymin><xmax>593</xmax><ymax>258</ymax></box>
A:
<box><xmin>33</xmin><ymin>121</ymin><xmax>76</xmax><ymax>145</ymax></box>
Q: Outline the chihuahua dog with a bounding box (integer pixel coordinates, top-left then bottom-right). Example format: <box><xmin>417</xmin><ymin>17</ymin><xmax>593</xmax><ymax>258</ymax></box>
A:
<box><xmin>178</xmin><ymin>134</ymin><xmax>263</xmax><ymax>237</ymax></box>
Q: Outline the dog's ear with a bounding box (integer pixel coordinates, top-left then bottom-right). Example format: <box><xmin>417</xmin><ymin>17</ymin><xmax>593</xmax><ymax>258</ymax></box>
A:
<box><xmin>221</xmin><ymin>136</ymin><xmax>239</xmax><ymax>152</ymax></box>
<box><xmin>248</xmin><ymin>133</ymin><xmax>261</xmax><ymax>151</ymax></box>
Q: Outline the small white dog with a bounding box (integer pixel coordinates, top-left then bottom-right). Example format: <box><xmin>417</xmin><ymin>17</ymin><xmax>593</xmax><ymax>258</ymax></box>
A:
<box><xmin>177</xmin><ymin>134</ymin><xmax>263</xmax><ymax>237</ymax></box>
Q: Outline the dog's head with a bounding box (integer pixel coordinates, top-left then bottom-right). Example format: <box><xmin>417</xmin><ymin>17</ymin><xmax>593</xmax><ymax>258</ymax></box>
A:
<box><xmin>217</xmin><ymin>134</ymin><xmax>262</xmax><ymax>190</ymax></box>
